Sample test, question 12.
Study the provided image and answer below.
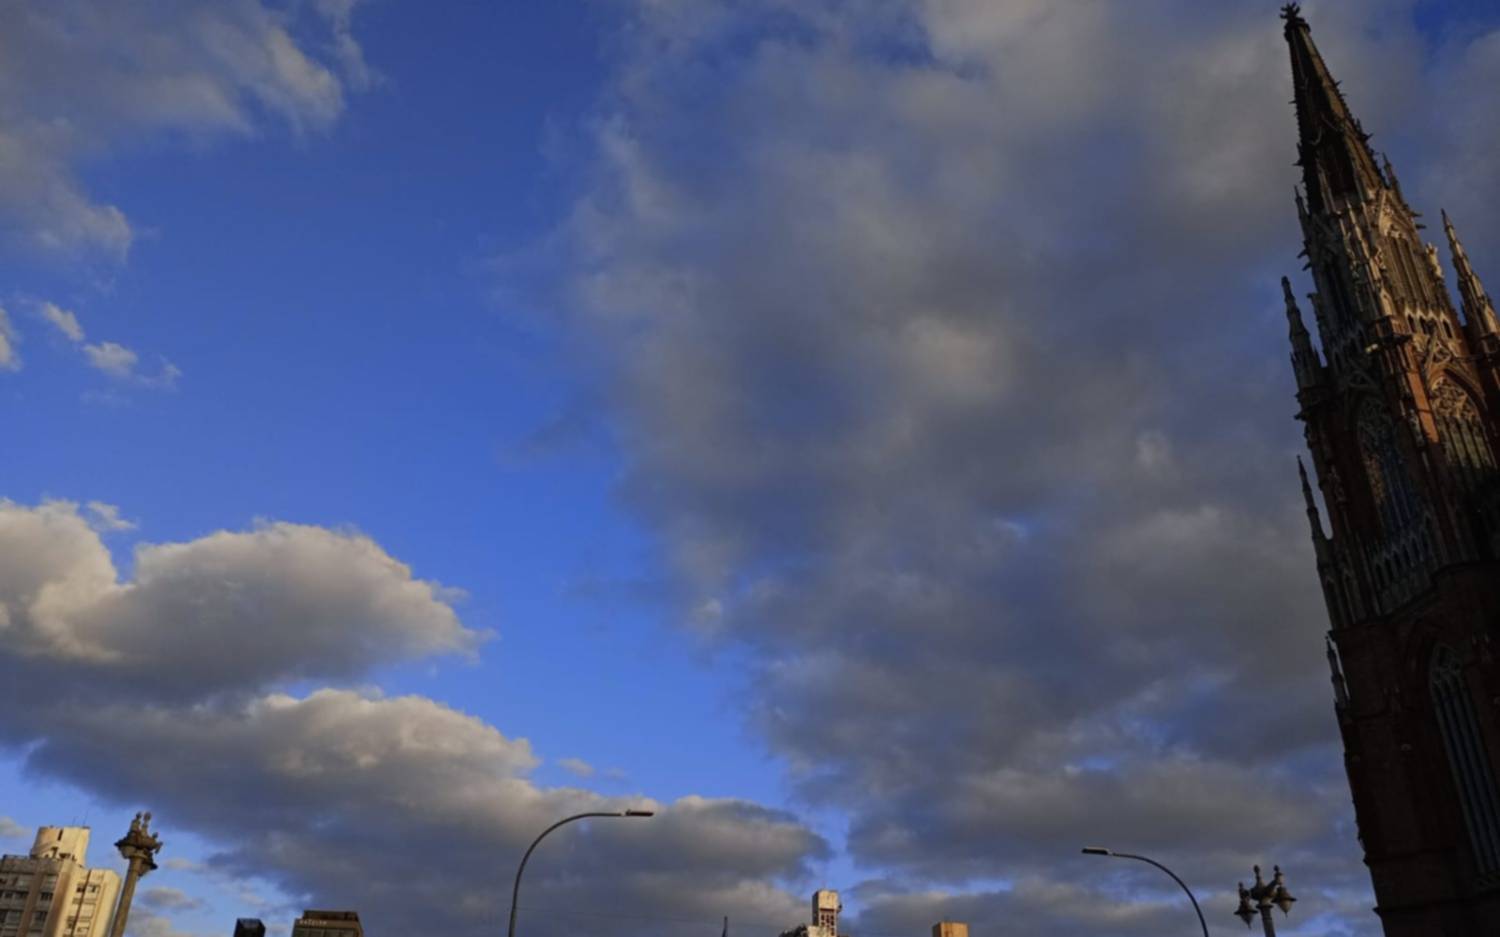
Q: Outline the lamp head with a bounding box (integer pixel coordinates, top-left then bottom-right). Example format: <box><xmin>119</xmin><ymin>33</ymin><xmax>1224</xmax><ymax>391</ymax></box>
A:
<box><xmin>1235</xmin><ymin>883</ymin><xmax>1256</xmax><ymax>928</ymax></box>
<box><xmin>623</xmin><ymin>809</ymin><xmax>655</xmax><ymax>818</ymax></box>
<box><xmin>1080</xmin><ymin>847</ymin><xmax>1111</xmax><ymax>856</ymax></box>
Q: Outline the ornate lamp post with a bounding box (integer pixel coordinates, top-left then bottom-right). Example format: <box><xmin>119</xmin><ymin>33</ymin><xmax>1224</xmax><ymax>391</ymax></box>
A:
<box><xmin>108</xmin><ymin>812</ymin><xmax>163</xmax><ymax>937</ymax></box>
<box><xmin>507</xmin><ymin>809</ymin><xmax>654</xmax><ymax>937</ymax></box>
<box><xmin>1081</xmin><ymin>847</ymin><xmax>1209</xmax><ymax>937</ymax></box>
<box><xmin>1234</xmin><ymin>865</ymin><xmax>1296</xmax><ymax>936</ymax></box>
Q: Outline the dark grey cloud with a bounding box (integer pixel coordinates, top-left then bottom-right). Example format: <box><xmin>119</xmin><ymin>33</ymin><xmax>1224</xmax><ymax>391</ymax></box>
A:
<box><xmin>0</xmin><ymin>501</ymin><xmax>828</xmax><ymax>937</ymax></box>
<box><xmin>141</xmin><ymin>887</ymin><xmax>205</xmax><ymax>913</ymax></box>
<box><xmin>558</xmin><ymin>0</ymin><xmax>1500</xmax><ymax>933</ymax></box>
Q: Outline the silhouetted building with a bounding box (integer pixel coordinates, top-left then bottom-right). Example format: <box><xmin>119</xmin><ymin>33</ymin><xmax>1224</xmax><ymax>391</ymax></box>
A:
<box><xmin>232</xmin><ymin>919</ymin><xmax>266</xmax><ymax>937</ymax></box>
<box><xmin>0</xmin><ymin>826</ymin><xmax>121</xmax><ymax>937</ymax></box>
<box><xmin>1279</xmin><ymin>5</ymin><xmax>1500</xmax><ymax>934</ymax></box>
<box><xmin>290</xmin><ymin>909</ymin><xmax>363</xmax><ymax>937</ymax></box>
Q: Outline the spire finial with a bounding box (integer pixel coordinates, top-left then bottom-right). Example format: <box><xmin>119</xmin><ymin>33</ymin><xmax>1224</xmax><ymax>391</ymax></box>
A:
<box><xmin>1284</xmin><ymin>277</ymin><xmax>1310</xmax><ymax>335</ymax></box>
<box><xmin>1299</xmin><ymin>456</ymin><xmax>1318</xmax><ymax>513</ymax></box>
<box><xmin>1282</xmin><ymin>276</ymin><xmax>1301</xmax><ymax>312</ymax></box>
<box><xmin>1285</xmin><ymin>4</ymin><xmax>1385</xmax><ymax>212</ymax></box>
<box><xmin>1284</xmin><ymin>278</ymin><xmax>1321</xmax><ymax>388</ymax></box>
<box><xmin>1298</xmin><ymin>457</ymin><xmax>1329</xmax><ymax>545</ymax></box>
<box><xmin>1443</xmin><ymin>209</ymin><xmax>1500</xmax><ymax>334</ymax></box>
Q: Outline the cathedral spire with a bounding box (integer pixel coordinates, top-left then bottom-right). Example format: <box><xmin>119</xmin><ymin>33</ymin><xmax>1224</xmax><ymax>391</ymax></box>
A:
<box><xmin>1282</xmin><ymin>4</ymin><xmax>1385</xmax><ymax>214</ymax></box>
<box><xmin>1443</xmin><ymin>209</ymin><xmax>1499</xmax><ymax>336</ymax></box>
<box><xmin>1299</xmin><ymin>456</ymin><xmax>1328</xmax><ymax>546</ymax></box>
<box><xmin>1284</xmin><ymin>276</ymin><xmax>1321</xmax><ymax>389</ymax></box>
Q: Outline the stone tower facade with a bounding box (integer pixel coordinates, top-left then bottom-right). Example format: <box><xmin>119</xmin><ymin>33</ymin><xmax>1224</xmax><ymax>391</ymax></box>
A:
<box><xmin>0</xmin><ymin>827</ymin><xmax>121</xmax><ymax>937</ymax></box>
<box><xmin>1279</xmin><ymin>5</ymin><xmax>1500</xmax><ymax>935</ymax></box>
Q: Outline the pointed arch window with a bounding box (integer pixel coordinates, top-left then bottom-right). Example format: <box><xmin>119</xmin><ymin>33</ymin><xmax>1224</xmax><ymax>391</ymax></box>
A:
<box><xmin>1432</xmin><ymin>380</ymin><xmax>1497</xmax><ymax>493</ymax></box>
<box><xmin>1358</xmin><ymin>399</ymin><xmax>1421</xmax><ymax>534</ymax></box>
<box><xmin>1431</xmin><ymin>645</ymin><xmax>1500</xmax><ymax>875</ymax></box>
<box><xmin>1322</xmin><ymin>261</ymin><xmax>1356</xmax><ymax>323</ymax></box>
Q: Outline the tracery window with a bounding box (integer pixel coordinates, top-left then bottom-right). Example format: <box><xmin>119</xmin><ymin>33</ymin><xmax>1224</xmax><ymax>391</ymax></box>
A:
<box><xmin>1323</xmin><ymin>261</ymin><xmax>1356</xmax><ymax>323</ymax></box>
<box><xmin>1431</xmin><ymin>645</ymin><xmax>1500</xmax><ymax>875</ymax></box>
<box><xmin>1432</xmin><ymin>380</ymin><xmax>1497</xmax><ymax>493</ymax></box>
<box><xmin>1358</xmin><ymin>399</ymin><xmax>1421</xmax><ymax>534</ymax></box>
<box><xmin>1389</xmin><ymin>236</ymin><xmax>1422</xmax><ymax>304</ymax></box>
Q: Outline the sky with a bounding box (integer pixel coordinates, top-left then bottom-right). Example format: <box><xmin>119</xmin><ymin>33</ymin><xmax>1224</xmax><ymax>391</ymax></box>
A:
<box><xmin>2</xmin><ymin>1</ymin><xmax>1499</xmax><ymax>936</ymax></box>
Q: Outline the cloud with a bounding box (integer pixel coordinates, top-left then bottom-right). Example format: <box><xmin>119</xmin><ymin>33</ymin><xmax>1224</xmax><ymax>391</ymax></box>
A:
<box><xmin>0</xmin><ymin>307</ymin><xmax>18</xmax><ymax>371</ymax></box>
<box><xmin>38</xmin><ymin>301</ymin><xmax>85</xmax><ymax>341</ymax></box>
<box><xmin>0</xmin><ymin>0</ymin><xmax>372</xmax><ymax>263</ymax></box>
<box><xmin>558</xmin><ymin>757</ymin><xmax>596</xmax><ymax>778</ymax></box>
<box><xmin>26</xmin><ymin>301</ymin><xmax>180</xmax><ymax>388</ymax></box>
<box><xmin>81</xmin><ymin>339</ymin><xmax>180</xmax><ymax>388</ymax></box>
<box><xmin>89</xmin><ymin>347</ymin><xmax>181</xmax><ymax>389</ymax></box>
<box><xmin>141</xmin><ymin>887</ymin><xmax>205</xmax><ymax>913</ymax></box>
<box><xmin>84</xmin><ymin>501</ymin><xmax>137</xmax><ymax>533</ymax></box>
<box><xmin>120</xmin><ymin>908</ymin><xmax>211</xmax><ymax>937</ymax></box>
<box><xmin>82</xmin><ymin>341</ymin><xmax>138</xmax><ymax>378</ymax></box>
<box><xmin>40</xmin><ymin>302</ymin><xmax>85</xmax><ymax>342</ymax></box>
<box><xmin>0</xmin><ymin>500</ymin><xmax>483</xmax><ymax>700</ymax></box>
<box><xmin>0</xmin><ymin>817</ymin><xmax>25</xmax><ymax>838</ymax></box>
<box><xmin>0</xmin><ymin>499</ymin><xmax>827</xmax><ymax>937</ymax></box>
<box><xmin>550</xmin><ymin>0</ymin><xmax>1491</xmax><ymax>932</ymax></box>
<box><xmin>163</xmin><ymin>857</ymin><xmax>206</xmax><ymax>873</ymax></box>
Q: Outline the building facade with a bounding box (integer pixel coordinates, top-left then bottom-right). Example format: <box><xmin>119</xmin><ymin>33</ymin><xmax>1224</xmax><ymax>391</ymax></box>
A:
<box><xmin>779</xmin><ymin>890</ymin><xmax>843</xmax><ymax>937</ymax></box>
<box><xmin>1279</xmin><ymin>5</ymin><xmax>1500</xmax><ymax>935</ymax></box>
<box><xmin>290</xmin><ymin>910</ymin><xmax>363</xmax><ymax>937</ymax></box>
<box><xmin>0</xmin><ymin>828</ymin><xmax>120</xmax><ymax>937</ymax></box>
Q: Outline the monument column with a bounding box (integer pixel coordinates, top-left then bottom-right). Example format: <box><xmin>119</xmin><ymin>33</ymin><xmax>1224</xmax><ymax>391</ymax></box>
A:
<box><xmin>107</xmin><ymin>812</ymin><xmax>163</xmax><ymax>937</ymax></box>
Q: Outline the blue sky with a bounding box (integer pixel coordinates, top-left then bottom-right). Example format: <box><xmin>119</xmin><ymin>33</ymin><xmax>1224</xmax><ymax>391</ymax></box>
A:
<box><xmin>3</xmin><ymin>2</ymin><xmax>1500</xmax><ymax>936</ymax></box>
<box><xmin>3</xmin><ymin>4</ymin><xmax>832</xmax><ymax>933</ymax></box>
<box><xmin>6</xmin><ymin>0</ymin><xmax>768</xmax><ymax>801</ymax></box>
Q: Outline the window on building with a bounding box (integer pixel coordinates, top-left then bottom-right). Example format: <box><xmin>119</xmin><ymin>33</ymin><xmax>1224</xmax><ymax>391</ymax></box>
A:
<box><xmin>1432</xmin><ymin>381</ymin><xmax>1497</xmax><ymax>495</ymax></box>
<box><xmin>1358</xmin><ymin>399</ymin><xmax>1422</xmax><ymax>535</ymax></box>
<box><xmin>1431</xmin><ymin>645</ymin><xmax>1500</xmax><ymax>875</ymax></box>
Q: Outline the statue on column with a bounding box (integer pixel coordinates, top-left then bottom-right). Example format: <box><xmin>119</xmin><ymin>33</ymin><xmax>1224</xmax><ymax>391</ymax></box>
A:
<box><xmin>108</xmin><ymin>811</ymin><xmax>164</xmax><ymax>937</ymax></box>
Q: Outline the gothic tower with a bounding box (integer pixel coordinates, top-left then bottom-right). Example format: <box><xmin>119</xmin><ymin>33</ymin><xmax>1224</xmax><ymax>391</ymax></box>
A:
<box><xmin>1279</xmin><ymin>5</ymin><xmax>1500</xmax><ymax>934</ymax></box>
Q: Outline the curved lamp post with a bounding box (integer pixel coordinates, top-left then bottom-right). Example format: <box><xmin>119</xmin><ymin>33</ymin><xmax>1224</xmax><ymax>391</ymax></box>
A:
<box><xmin>1082</xmin><ymin>847</ymin><xmax>1210</xmax><ymax>937</ymax></box>
<box><xmin>508</xmin><ymin>809</ymin><xmax>654</xmax><ymax>937</ymax></box>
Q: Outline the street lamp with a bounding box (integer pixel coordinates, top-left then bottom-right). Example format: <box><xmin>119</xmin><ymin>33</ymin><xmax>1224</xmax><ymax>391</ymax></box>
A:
<box><xmin>507</xmin><ymin>809</ymin><xmax>655</xmax><ymax>937</ymax></box>
<box><xmin>1234</xmin><ymin>865</ymin><xmax>1296</xmax><ymax>936</ymax></box>
<box><xmin>1081</xmin><ymin>847</ymin><xmax>1210</xmax><ymax>937</ymax></box>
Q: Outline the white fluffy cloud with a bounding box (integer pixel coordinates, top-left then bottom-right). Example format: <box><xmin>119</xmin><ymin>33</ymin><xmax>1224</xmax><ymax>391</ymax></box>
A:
<box><xmin>0</xmin><ymin>500</ymin><xmax>827</xmax><ymax>936</ymax></box>
<box><xmin>0</xmin><ymin>500</ymin><xmax>481</xmax><ymax>697</ymax></box>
